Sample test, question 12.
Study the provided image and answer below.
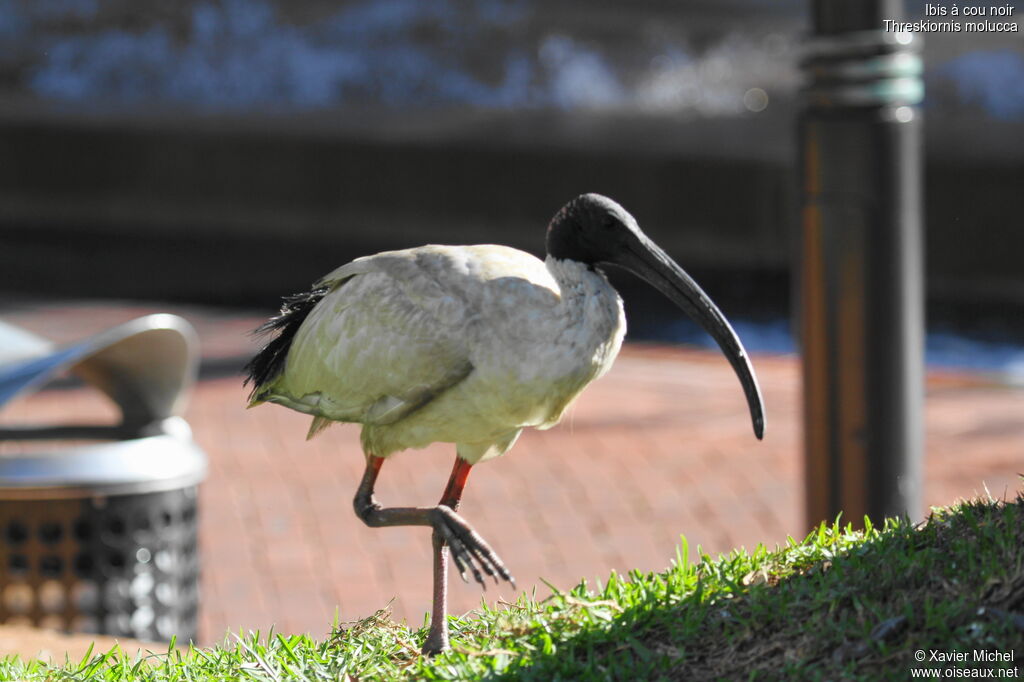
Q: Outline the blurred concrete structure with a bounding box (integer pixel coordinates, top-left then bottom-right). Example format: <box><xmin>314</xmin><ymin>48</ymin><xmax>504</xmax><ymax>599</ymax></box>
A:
<box><xmin>0</xmin><ymin>109</ymin><xmax>794</xmax><ymax>305</ymax></box>
<box><xmin>1</xmin><ymin>105</ymin><xmax>1023</xmax><ymax>312</ymax></box>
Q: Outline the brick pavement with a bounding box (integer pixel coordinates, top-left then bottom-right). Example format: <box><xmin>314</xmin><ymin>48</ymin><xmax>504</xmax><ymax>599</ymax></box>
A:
<box><xmin>1</xmin><ymin>301</ymin><xmax>1022</xmax><ymax>646</ymax></box>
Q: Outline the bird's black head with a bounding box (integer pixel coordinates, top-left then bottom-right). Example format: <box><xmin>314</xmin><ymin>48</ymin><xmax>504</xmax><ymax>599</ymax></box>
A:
<box><xmin>544</xmin><ymin>192</ymin><xmax>767</xmax><ymax>441</ymax></box>
<box><xmin>546</xmin><ymin>193</ymin><xmax>646</xmax><ymax>267</ymax></box>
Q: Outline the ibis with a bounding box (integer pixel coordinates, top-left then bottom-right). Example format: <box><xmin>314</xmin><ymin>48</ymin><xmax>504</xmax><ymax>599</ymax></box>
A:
<box><xmin>244</xmin><ymin>193</ymin><xmax>765</xmax><ymax>654</ymax></box>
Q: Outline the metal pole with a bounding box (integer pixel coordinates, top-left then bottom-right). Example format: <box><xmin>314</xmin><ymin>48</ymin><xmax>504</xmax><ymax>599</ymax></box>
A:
<box><xmin>799</xmin><ymin>0</ymin><xmax>925</xmax><ymax>528</ymax></box>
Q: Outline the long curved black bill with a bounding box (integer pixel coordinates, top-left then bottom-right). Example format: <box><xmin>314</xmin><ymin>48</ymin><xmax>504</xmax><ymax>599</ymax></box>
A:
<box><xmin>610</xmin><ymin>238</ymin><xmax>766</xmax><ymax>440</ymax></box>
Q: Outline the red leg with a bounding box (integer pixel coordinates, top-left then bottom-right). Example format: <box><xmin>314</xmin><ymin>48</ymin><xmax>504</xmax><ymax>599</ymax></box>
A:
<box><xmin>440</xmin><ymin>456</ymin><xmax>473</xmax><ymax>510</ymax></box>
<box><xmin>423</xmin><ymin>456</ymin><xmax>477</xmax><ymax>655</ymax></box>
<box><xmin>351</xmin><ymin>454</ymin><xmax>514</xmax><ymax>656</ymax></box>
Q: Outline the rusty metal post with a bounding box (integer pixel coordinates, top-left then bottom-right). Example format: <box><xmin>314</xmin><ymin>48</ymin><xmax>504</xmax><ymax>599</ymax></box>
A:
<box><xmin>799</xmin><ymin>0</ymin><xmax>925</xmax><ymax>528</ymax></box>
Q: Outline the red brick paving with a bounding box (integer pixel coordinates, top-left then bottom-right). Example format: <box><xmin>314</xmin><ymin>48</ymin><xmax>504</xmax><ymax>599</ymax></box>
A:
<box><xmin>2</xmin><ymin>302</ymin><xmax>1022</xmax><ymax>645</ymax></box>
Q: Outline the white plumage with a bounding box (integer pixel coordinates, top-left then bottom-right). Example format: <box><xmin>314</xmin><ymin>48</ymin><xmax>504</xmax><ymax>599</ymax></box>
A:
<box><xmin>245</xmin><ymin>193</ymin><xmax>764</xmax><ymax>655</ymax></box>
<box><xmin>251</xmin><ymin>244</ymin><xmax>625</xmax><ymax>463</ymax></box>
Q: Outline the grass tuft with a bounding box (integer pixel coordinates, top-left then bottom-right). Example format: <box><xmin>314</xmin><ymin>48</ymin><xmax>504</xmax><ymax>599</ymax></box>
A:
<box><xmin>1</xmin><ymin>491</ymin><xmax>1021</xmax><ymax>680</ymax></box>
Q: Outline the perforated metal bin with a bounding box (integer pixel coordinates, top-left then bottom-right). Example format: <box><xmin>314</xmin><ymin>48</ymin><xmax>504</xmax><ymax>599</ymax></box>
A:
<box><xmin>0</xmin><ymin>315</ymin><xmax>206</xmax><ymax>642</ymax></box>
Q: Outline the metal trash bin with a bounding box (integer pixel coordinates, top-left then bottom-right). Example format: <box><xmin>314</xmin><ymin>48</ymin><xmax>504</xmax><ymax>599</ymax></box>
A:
<box><xmin>0</xmin><ymin>314</ymin><xmax>206</xmax><ymax>642</ymax></box>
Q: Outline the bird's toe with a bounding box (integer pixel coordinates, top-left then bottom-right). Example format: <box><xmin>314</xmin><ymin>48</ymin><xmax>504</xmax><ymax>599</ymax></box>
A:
<box><xmin>430</xmin><ymin>506</ymin><xmax>515</xmax><ymax>590</ymax></box>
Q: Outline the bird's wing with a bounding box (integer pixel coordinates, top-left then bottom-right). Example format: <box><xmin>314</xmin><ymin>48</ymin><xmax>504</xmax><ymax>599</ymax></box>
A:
<box><xmin>267</xmin><ymin>248</ymin><xmax>480</xmax><ymax>431</ymax></box>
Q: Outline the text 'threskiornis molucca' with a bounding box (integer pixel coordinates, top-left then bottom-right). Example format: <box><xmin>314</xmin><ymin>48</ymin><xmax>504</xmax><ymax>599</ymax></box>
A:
<box><xmin>244</xmin><ymin>193</ymin><xmax>765</xmax><ymax>654</ymax></box>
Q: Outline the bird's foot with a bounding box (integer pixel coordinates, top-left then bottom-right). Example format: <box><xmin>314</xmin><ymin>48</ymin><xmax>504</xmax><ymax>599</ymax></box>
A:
<box><xmin>429</xmin><ymin>506</ymin><xmax>515</xmax><ymax>590</ymax></box>
<box><xmin>421</xmin><ymin>629</ymin><xmax>449</xmax><ymax>656</ymax></box>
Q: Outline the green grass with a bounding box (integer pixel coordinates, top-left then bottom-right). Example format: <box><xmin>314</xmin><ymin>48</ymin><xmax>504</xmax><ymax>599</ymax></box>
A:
<box><xmin>3</xmin><ymin>492</ymin><xmax>1022</xmax><ymax>681</ymax></box>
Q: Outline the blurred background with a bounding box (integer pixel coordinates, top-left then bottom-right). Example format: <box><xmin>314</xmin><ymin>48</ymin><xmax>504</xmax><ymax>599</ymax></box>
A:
<box><xmin>0</xmin><ymin>0</ymin><xmax>1022</xmax><ymax>647</ymax></box>
<box><xmin>1</xmin><ymin>0</ymin><xmax>1023</xmax><ymax>361</ymax></box>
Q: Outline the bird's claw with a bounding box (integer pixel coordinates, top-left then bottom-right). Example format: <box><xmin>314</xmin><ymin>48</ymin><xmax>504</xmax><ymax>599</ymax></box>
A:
<box><xmin>431</xmin><ymin>506</ymin><xmax>515</xmax><ymax>591</ymax></box>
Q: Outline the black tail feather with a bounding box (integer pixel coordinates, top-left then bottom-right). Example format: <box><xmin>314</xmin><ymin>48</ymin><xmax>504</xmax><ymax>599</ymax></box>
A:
<box><xmin>244</xmin><ymin>286</ymin><xmax>328</xmax><ymax>398</ymax></box>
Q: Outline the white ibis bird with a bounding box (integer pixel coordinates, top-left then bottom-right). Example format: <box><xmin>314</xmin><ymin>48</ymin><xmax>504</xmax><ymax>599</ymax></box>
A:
<box><xmin>244</xmin><ymin>193</ymin><xmax>765</xmax><ymax>654</ymax></box>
